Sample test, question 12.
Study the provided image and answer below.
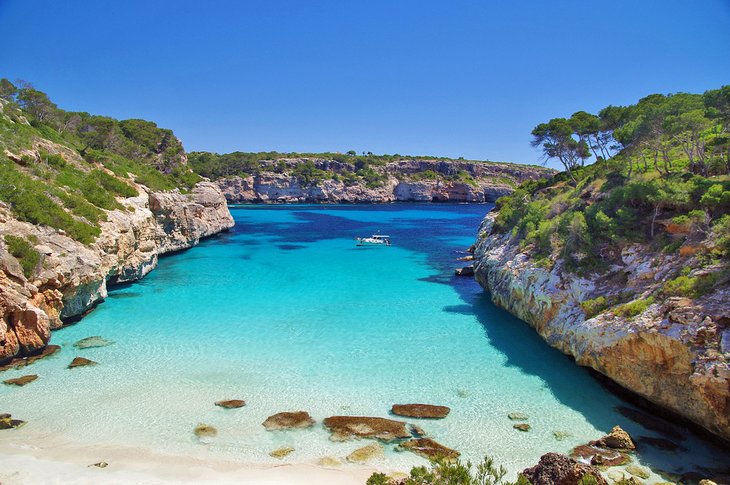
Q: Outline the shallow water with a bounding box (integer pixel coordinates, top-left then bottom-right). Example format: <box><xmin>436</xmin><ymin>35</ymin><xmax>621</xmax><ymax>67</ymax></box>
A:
<box><xmin>1</xmin><ymin>204</ymin><xmax>728</xmax><ymax>480</ymax></box>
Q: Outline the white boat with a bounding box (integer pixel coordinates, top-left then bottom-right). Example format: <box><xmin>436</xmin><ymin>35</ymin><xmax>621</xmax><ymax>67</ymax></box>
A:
<box><xmin>356</xmin><ymin>234</ymin><xmax>391</xmax><ymax>246</ymax></box>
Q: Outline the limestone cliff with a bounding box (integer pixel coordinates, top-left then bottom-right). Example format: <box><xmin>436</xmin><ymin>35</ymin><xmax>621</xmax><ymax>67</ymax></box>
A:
<box><xmin>213</xmin><ymin>158</ymin><xmax>553</xmax><ymax>203</ymax></box>
<box><xmin>473</xmin><ymin>211</ymin><xmax>730</xmax><ymax>441</ymax></box>
<box><xmin>0</xmin><ymin>181</ymin><xmax>233</xmax><ymax>363</ymax></box>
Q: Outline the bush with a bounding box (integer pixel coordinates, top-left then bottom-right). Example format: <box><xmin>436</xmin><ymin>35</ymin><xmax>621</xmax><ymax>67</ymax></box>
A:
<box><xmin>4</xmin><ymin>234</ymin><xmax>40</xmax><ymax>278</ymax></box>
<box><xmin>580</xmin><ymin>296</ymin><xmax>608</xmax><ymax>318</ymax></box>
<box><xmin>367</xmin><ymin>456</ymin><xmax>530</xmax><ymax>485</ymax></box>
<box><xmin>614</xmin><ymin>297</ymin><xmax>654</xmax><ymax>318</ymax></box>
<box><xmin>662</xmin><ymin>274</ymin><xmax>719</xmax><ymax>298</ymax></box>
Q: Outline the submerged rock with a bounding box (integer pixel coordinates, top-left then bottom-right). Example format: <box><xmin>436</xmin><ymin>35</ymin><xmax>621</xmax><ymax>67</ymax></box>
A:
<box><xmin>346</xmin><ymin>443</ymin><xmax>384</xmax><ymax>463</ymax></box>
<box><xmin>626</xmin><ymin>465</ymin><xmax>650</xmax><ymax>479</ymax></box>
<box><xmin>522</xmin><ymin>453</ymin><xmax>607</xmax><ymax>485</ymax></box>
<box><xmin>455</xmin><ymin>266</ymin><xmax>474</xmax><ymax>276</ymax></box>
<box><xmin>615</xmin><ymin>406</ymin><xmax>683</xmax><ymax>441</ymax></box>
<box><xmin>68</xmin><ymin>357</ymin><xmax>97</xmax><ymax>368</ymax></box>
<box><xmin>399</xmin><ymin>438</ymin><xmax>460</xmax><ymax>461</ymax></box>
<box><xmin>553</xmin><ymin>430</ymin><xmax>572</xmax><ymax>441</ymax></box>
<box><xmin>269</xmin><ymin>446</ymin><xmax>295</xmax><ymax>459</ymax></box>
<box><xmin>513</xmin><ymin>423</ymin><xmax>531</xmax><ymax>432</ymax></box>
<box><xmin>73</xmin><ymin>336</ymin><xmax>114</xmax><ymax>349</ymax></box>
<box><xmin>215</xmin><ymin>399</ymin><xmax>246</xmax><ymax>409</ymax></box>
<box><xmin>0</xmin><ymin>345</ymin><xmax>60</xmax><ymax>372</ymax></box>
<box><xmin>636</xmin><ymin>435</ymin><xmax>681</xmax><ymax>452</ymax></box>
<box><xmin>317</xmin><ymin>456</ymin><xmax>342</xmax><ymax>467</ymax></box>
<box><xmin>508</xmin><ymin>412</ymin><xmax>529</xmax><ymax>421</ymax></box>
<box><xmin>262</xmin><ymin>411</ymin><xmax>314</xmax><ymax>430</ymax></box>
<box><xmin>570</xmin><ymin>444</ymin><xmax>628</xmax><ymax>467</ymax></box>
<box><xmin>391</xmin><ymin>403</ymin><xmax>450</xmax><ymax>419</ymax></box>
<box><xmin>590</xmin><ymin>425</ymin><xmax>635</xmax><ymax>450</ymax></box>
<box><xmin>193</xmin><ymin>423</ymin><xmax>217</xmax><ymax>438</ymax></box>
<box><xmin>323</xmin><ymin>415</ymin><xmax>411</xmax><ymax>442</ymax></box>
<box><xmin>89</xmin><ymin>462</ymin><xmax>108</xmax><ymax>468</ymax></box>
<box><xmin>0</xmin><ymin>413</ymin><xmax>26</xmax><ymax>430</ymax></box>
<box><xmin>3</xmin><ymin>374</ymin><xmax>38</xmax><ymax>386</ymax></box>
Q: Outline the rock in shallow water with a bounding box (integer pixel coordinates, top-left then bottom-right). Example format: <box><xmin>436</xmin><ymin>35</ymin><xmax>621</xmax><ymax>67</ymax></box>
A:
<box><xmin>215</xmin><ymin>399</ymin><xmax>246</xmax><ymax>409</ymax></box>
<box><xmin>590</xmin><ymin>425</ymin><xmax>635</xmax><ymax>450</ymax></box>
<box><xmin>522</xmin><ymin>453</ymin><xmax>607</xmax><ymax>485</ymax></box>
<box><xmin>68</xmin><ymin>357</ymin><xmax>97</xmax><ymax>368</ymax></box>
<box><xmin>0</xmin><ymin>345</ymin><xmax>60</xmax><ymax>372</ymax></box>
<box><xmin>317</xmin><ymin>456</ymin><xmax>342</xmax><ymax>467</ymax></box>
<box><xmin>73</xmin><ymin>336</ymin><xmax>114</xmax><ymax>349</ymax></box>
<box><xmin>508</xmin><ymin>412</ymin><xmax>529</xmax><ymax>421</ymax></box>
<box><xmin>323</xmin><ymin>415</ymin><xmax>411</xmax><ymax>442</ymax></box>
<box><xmin>262</xmin><ymin>411</ymin><xmax>314</xmax><ymax>430</ymax></box>
<box><xmin>391</xmin><ymin>403</ymin><xmax>450</xmax><ymax>419</ymax></box>
<box><xmin>625</xmin><ymin>465</ymin><xmax>650</xmax><ymax>479</ymax></box>
<box><xmin>269</xmin><ymin>446</ymin><xmax>295</xmax><ymax>459</ymax></box>
<box><xmin>3</xmin><ymin>374</ymin><xmax>38</xmax><ymax>386</ymax></box>
<box><xmin>513</xmin><ymin>423</ymin><xmax>531</xmax><ymax>432</ymax></box>
<box><xmin>399</xmin><ymin>438</ymin><xmax>460</xmax><ymax>461</ymax></box>
<box><xmin>193</xmin><ymin>423</ymin><xmax>217</xmax><ymax>438</ymax></box>
<box><xmin>0</xmin><ymin>413</ymin><xmax>26</xmax><ymax>430</ymax></box>
<box><xmin>570</xmin><ymin>444</ymin><xmax>628</xmax><ymax>467</ymax></box>
<box><xmin>346</xmin><ymin>443</ymin><xmax>384</xmax><ymax>463</ymax></box>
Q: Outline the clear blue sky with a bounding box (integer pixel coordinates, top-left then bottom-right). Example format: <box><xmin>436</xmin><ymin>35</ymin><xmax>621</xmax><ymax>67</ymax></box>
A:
<box><xmin>1</xmin><ymin>0</ymin><xmax>729</xmax><ymax>168</ymax></box>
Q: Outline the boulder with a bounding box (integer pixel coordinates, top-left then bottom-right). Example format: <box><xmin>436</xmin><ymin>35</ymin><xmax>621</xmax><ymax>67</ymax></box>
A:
<box><xmin>455</xmin><ymin>266</ymin><xmax>474</xmax><ymax>276</ymax></box>
<box><xmin>590</xmin><ymin>425</ymin><xmax>635</xmax><ymax>450</ymax></box>
<box><xmin>391</xmin><ymin>403</ymin><xmax>450</xmax><ymax>419</ymax></box>
<box><xmin>399</xmin><ymin>438</ymin><xmax>460</xmax><ymax>461</ymax></box>
<box><xmin>215</xmin><ymin>399</ymin><xmax>246</xmax><ymax>409</ymax></box>
<box><xmin>73</xmin><ymin>336</ymin><xmax>114</xmax><ymax>349</ymax></box>
<box><xmin>68</xmin><ymin>356</ymin><xmax>97</xmax><ymax>368</ymax></box>
<box><xmin>3</xmin><ymin>374</ymin><xmax>38</xmax><ymax>386</ymax></box>
<box><xmin>269</xmin><ymin>446</ymin><xmax>295</xmax><ymax>459</ymax></box>
<box><xmin>0</xmin><ymin>413</ymin><xmax>26</xmax><ymax>430</ymax></box>
<box><xmin>409</xmin><ymin>424</ymin><xmax>426</xmax><ymax>437</ymax></box>
<box><xmin>346</xmin><ymin>443</ymin><xmax>384</xmax><ymax>463</ymax></box>
<box><xmin>522</xmin><ymin>453</ymin><xmax>608</xmax><ymax>485</ymax></box>
<box><xmin>514</xmin><ymin>423</ymin><xmax>531</xmax><ymax>432</ymax></box>
<box><xmin>262</xmin><ymin>411</ymin><xmax>314</xmax><ymax>430</ymax></box>
<box><xmin>323</xmin><ymin>415</ymin><xmax>411</xmax><ymax>442</ymax></box>
<box><xmin>0</xmin><ymin>345</ymin><xmax>60</xmax><ymax>372</ymax></box>
<box><xmin>570</xmin><ymin>444</ymin><xmax>628</xmax><ymax>467</ymax></box>
<box><xmin>625</xmin><ymin>465</ymin><xmax>650</xmax><ymax>480</ymax></box>
<box><xmin>193</xmin><ymin>423</ymin><xmax>217</xmax><ymax>438</ymax></box>
<box><xmin>89</xmin><ymin>462</ymin><xmax>108</xmax><ymax>468</ymax></box>
<box><xmin>508</xmin><ymin>412</ymin><xmax>529</xmax><ymax>421</ymax></box>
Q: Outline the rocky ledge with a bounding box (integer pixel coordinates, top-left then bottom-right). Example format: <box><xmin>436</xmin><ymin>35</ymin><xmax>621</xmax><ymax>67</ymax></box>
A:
<box><xmin>473</xmin><ymin>211</ymin><xmax>730</xmax><ymax>442</ymax></box>
<box><xmin>216</xmin><ymin>158</ymin><xmax>553</xmax><ymax>204</ymax></box>
<box><xmin>0</xmin><ymin>181</ymin><xmax>234</xmax><ymax>364</ymax></box>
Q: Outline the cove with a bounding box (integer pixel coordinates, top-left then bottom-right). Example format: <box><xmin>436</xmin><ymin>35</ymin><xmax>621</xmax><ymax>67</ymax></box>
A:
<box><xmin>1</xmin><ymin>204</ymin><xmax>727</xmax><ymax>480</ymax></box>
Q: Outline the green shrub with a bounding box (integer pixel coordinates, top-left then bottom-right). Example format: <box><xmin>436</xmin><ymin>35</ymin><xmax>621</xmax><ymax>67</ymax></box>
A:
<box><xmin>615</xmin><ymin>297</ymin><xmax>654</xmax><ymax>318</ymax></box>
<box><xmin>4</xmin><ymin>234</ymin><xmax>40</xmax><ymax>278</ymax></box>
<box><xmin>366</xmin><ymin>456</ymin><xmax>530</xmax><ymax>485</ymax></box>
<box><xmin>663</xmin><ymin>274</ymin><xmax>719</xmax><ymax>298</ymax></box>
<box><xmin>581</xmin><ymin>296</ymin><xmax>608</xmax><ymax>318</ymax></box>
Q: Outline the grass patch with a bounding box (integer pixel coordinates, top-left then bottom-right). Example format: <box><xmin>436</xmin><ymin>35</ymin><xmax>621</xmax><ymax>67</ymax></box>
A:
<box><xmin>614</xmin><ymin>296</ymin><xmax>654</xmax><ymax>318</ymax></box>
<box><xmin>4</xmin><ymin>234</ymin><xmax>40</xmax><ymax>278</ymax></box>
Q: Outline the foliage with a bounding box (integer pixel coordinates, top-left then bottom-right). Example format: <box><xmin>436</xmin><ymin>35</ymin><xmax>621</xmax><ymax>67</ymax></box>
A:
<box><xmin>366</xmin><ymin>456</ymin><xmax>530</xmax><ymax>485</ymax></box>
<box><xmin>580</xmin><ymin>296</ymin><xmax>608</xmax><ymax>318</ymax></box>
<box><xmin>662</xmin><ymin>273</ymin><xmax>719</xmax><ymax>298</ymax></box>
<box><xmin>614</xmin><ymin>297</ymin><xmax>654</xmax><ymax>318</ymax></box>
<box><xmin>4</xmin><ymin>234</ymin><xmax>40</xmax><ymax>278</ymax></box>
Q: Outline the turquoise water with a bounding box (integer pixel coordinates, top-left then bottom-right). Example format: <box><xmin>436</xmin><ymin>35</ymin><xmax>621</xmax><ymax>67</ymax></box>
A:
<box><xmin>1</xmin><ymin>204</ymin><xmax>728</xmax><ymax>480</ymax></box>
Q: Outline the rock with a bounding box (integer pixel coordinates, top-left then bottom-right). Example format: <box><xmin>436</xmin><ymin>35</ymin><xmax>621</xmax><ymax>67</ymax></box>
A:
<box><xmin>317</xmin><ymin>456</ymin><xmax>342</xmax><ymax>467</ymax></box>
<box><xmin>3</xmin><ymin>374</ymin><xmax>38</xmax><ymax>386</ymax></box>
<box><xmin>399</xmin><ymin>438</ymin><xmax>460</xmax><ymax>461</ymax></box>
<box><xmin>553</xmin><ymin>431</ymin><xmax>571</xmax><ymax>441</ymax></box>
<box><xmin>455</xmin><ymin>266</ymin><xmax>474</xmax><ymax>276</ymax></box>
<box><xmin>215</xmin><ymin>399</ymin><xmax>246</xmax><ymax>409</ymax></box>
<box><xmin>571</xmin><ymin>444</ymin><xmax>629</xmax><ymax>467</ymax></box>
<box><xmin>626</xmin><ymin>465</ymin><xmax>650</xmax><ymax>479</ymax></box>
<box><xmin>522</xmin><ymin>453</ymin><xmax>608</xmax><ymax>485</ymax></box>
<box><xmin>346</xmin><ymin>443</ymin><xmax>384</xmax><ymax>463</ymax></box>
<box><xmin>590</xmin><ymin>425</ymin><xmax>635</xmax><ymax>450</ymax></box>
<box><xmin>699</xmin><ymin>480</ymin><xmax>718</xmax><ymax>485</ymax></box>
<box><xmin>193</xmin><ymin>423</ymin><xmax>217</xmax><ymax>438</ymax></box>
<box><xmin>262</xmin><ymin>411</ymin><xmax>314</xmax><ymax>430</ymax></box>
<box><xmin>508</xmin><ymin>412</ymin><xmax>529</xmax><ymax>421</ymax></box>
<box><xmin>269</xmin><ymin>446</ymin><xmax>295</xmax><ymax>459</ymax></box>
<box><xmin>0</xmin><ymin>413</ymin><xmax>26</xmax><ymax>430</ymax></box>
<box><xmin>607</xmin><ymin>470</ymin><xmax>628</xmax><ymax>483</ymax></box>
<box><xmin>68</xmin><ymin>357</ymin><xmax>97</xmax><ymax>368</ymax></box>
<box><xmin>513</xmin><ymin>423</ymin><xmax>531</xmax><ymax>432</ymax></box>
<box><xmin>457</xmin><ymin>255</ymin><xmax>474</xmax><ymax>262</ymax></box>
<box><xmin>89</xmin><ymin>462</ymin><xmax>108</xmax><ymax>468</ymax></box>
<box><xmin>323</xmin><ymin>415</ymin><xmax>411</xmax><ymax>442</ymax></box>
<box><xmin>0</xmin><ymin>345</ymin><xmax>60</xmax><ymax>372</ymax></box>
<box><xmin>391</xmin><ymin>403</ymin><xmax>450</xmax><ymax>419</ymax></box>
<box><xmin>408</xmin><ymin>424</ymin><xmax>426</xmax><ymax>437</ymax></box>
<box><xmin>73</xmin><ymin>336</ymin><xmax>114</xmax><ymax>349</ymax></box>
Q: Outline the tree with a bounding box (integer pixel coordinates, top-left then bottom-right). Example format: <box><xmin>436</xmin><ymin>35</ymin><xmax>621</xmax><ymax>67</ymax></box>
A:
<box><xmin>0</xmin><ymin>78</ymin><xmax>17</xmax><ymax>101</ymax></box>
<box><xmin>569</xmin><ymin>111</ymin><xmax>602</xmax><ymax>160</ymax></box>
<box><xmin>16</xmin><ymin>87</ymin><xmax>58</xmax><ymax>124</ymax></box>
<box><xmin>531</xmin><ymin>118</ymin><xmax>589</xmax><ymax>183</ymax></box>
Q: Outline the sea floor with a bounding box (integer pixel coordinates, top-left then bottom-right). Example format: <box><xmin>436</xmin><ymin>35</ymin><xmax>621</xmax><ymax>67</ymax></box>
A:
<box><xmin>1</xmin><ymin>204</ymin><xmax>728</xmax><ymax>483</ymax></box>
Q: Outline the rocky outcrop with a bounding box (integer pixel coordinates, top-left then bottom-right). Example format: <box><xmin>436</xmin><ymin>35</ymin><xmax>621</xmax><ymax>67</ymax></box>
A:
<box><xmin>216</xmin><ymin>158</ymin><xmax>553</xmax><ymax>204</ymax></box>
<box><xmin>0</xmin><ymin>181</ymin><xmax>234</xmax><ymax>364</ymax></box>
<box><xmin>521</xmin><ymin>453</ymin><xmax>607</xmax><ymax>485</ymax></box>
<box><xmin>322</xmin><ymin>415</ymin><xmax>411</xmax><ymax>442</ymax></box>
<box><xmin>473</xmin><ymin>211</ymin><xmax>730</xmax><ymax>441</ymax></box>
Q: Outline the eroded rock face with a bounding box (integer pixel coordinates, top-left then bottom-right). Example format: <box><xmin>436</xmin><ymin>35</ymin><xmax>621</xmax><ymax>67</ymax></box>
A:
<box><xmin>521</xmin><ymin>453</ymin><xmax>607</xmax><ymax>485</ymax></box>
<box><xmin>473</xmin><ymin>211</ymin><xmax>730</xmax><ymax>441</ymax></box>
<box><xmin>0</xmin><ymin>180</ymin><xmax>234</xmax><ymax>364</ymax></box>
<box><xmin>216</xmin><ymin>158</ymin><xmax>553</xmax><ymax>204</ymax></box>
<box><xmin>391</xmin><ymin>404</ymin><xmax>450</xmax><ymax>419</ymax></box>
<box><xmin>322</xmin><ymin>416</ymin><xmax>411</xmax><ymax>442</ymax></box>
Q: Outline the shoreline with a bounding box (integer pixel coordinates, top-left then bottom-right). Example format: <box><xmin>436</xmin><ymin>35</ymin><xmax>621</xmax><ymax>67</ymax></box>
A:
<box><xmin>0</xmin><ymin>440</ymin><xmax>379</xmax><ymax>485</ymax></box>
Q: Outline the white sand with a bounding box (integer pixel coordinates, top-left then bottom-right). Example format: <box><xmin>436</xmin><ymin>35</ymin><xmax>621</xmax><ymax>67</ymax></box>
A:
<box><xmin>0</xmin><ymin>441</ymin><xmax>379</xmax><ymax>485</ymax></box>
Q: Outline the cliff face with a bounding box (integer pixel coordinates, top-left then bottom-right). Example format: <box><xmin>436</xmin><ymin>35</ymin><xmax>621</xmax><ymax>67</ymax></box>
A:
<box><xmin>215</xmin><ymin>158</ymin><xmax>551</xmax><ymax>203</ymax></box>
<box><xmin>0</xmin><ymin>181</ymin><xmax>233</xmax><ymax>363</ymax></box>
<box><xmin>473</xmin><ymin>212</ymin><xmax>730</xmax><ymax>441</ymax></box>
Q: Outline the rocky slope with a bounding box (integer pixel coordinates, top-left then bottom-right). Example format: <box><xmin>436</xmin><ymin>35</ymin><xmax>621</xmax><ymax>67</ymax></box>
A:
<box><xmin>473</xmin><ymin>210</ymin><xmax>730</xmax><ymax>442</ymax></box>
<box><xmin>0</xmin><ymin>181</ymin><xmax>233</xmax><ymax>363</ymax></box>
<box><xmin>215</xmin><ymin>158</ymin><xmax>553</xmax><ymax>203</ymax></box>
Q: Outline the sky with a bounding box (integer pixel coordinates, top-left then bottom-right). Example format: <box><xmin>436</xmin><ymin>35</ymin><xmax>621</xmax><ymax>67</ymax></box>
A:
<box><xmin>1</xmin><ymin>0</ymin><xmax>729</xmax><ymax>168</ymax></box>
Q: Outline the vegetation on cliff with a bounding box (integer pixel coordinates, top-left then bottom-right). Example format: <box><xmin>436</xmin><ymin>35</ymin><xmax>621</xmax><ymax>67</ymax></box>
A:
<box><xmin>0</xmin><ymin>79</ymin><xmax>202</xmax><ymax>245</ymax></box>
<box><xmin>493</xmin><ymin>85</ymin><xmax>730</xmax><ymax>283</ymax></box>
